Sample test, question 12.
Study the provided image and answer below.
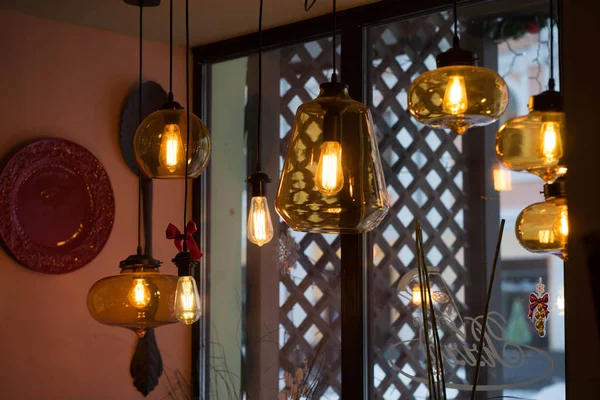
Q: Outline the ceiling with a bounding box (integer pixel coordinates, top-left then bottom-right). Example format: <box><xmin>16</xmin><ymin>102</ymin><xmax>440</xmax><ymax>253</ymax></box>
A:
<box><xmin>0</xmin><ymin>0</ymin><xmax>379</xmax><ymax>47</ymax></box>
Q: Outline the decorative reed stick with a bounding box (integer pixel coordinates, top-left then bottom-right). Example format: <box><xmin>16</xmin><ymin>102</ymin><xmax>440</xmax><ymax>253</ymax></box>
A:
<box><xmin>470</xmin><ymin>219</ymin><xmax>506</xmax><ymax>399</ymax></box>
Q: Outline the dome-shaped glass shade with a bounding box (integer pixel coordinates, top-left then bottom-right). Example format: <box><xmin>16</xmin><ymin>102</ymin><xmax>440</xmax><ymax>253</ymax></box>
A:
<box><xmin>276</xmin><ymin>83</ymin><xmax>389</xmax><ymax>234</ymax></box>
<box><xmin>408</xmin><ymin>65</ymin><xmax>509</xmax><ymax>134</ymax></box>
<box><xmin>516</xmin><ymin>196</ymin><xmax>568</xmax><ymax>260</ymax></box>
<box><xmin>134</xmin><ymin>108</ymin><xmax>211</xmax><ymax>178</ymax></box>
<box><xmin>87</xmin><ymin>267</ymin><xmax>179</xmax><ymax>337</ymax></box>
<box><xmin>496</xmin><ymin>111</ymin><xmax>566</xmax><ymax>183</ymax></box>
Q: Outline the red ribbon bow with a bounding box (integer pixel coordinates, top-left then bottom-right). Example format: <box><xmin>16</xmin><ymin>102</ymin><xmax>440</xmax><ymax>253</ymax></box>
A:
<box><xmin>166</xmin><ymin>221</ymin><xmax>203</xmax><ymax>262</ymax></box>
<box><xmin>528</xmin><ymin>293</ymin><xmax>549</xmax><ymax>320</ymax></box>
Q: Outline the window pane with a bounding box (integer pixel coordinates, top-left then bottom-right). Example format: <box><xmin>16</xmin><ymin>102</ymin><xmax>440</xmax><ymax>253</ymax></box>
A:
<box><xmin>367</xmin><ymin>3</ymin><xmax>565</xmax><ymax>399</ymax></box>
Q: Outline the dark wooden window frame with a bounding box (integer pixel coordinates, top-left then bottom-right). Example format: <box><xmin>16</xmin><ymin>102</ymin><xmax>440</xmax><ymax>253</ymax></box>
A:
<box><xmin>190</xmin><ymin>0</ymin><xmax>550</xmax><ymax>398</ymax></box>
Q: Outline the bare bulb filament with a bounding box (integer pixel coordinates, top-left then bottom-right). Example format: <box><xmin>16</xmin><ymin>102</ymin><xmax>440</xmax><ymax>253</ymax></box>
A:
<box><xmin>128</xmin><ymin>278</ymin><xmax>152</xmax><ymax>310</ymax></box>
<box><xmin>159</xmin><ymin>123</ymin><xmax>185</xmax><ymax>172</ymax></box>
<box><xmin>247</xmin><ymin>196</ymin><xmax>274</xmax><ymax>246</ymax></box>
<box><xmin>443</xmin><ymin>75</ymin><xmax>468</xmax><ymax>115</ymax></box>
<box><xmin>175</xmin><ymin>276</ymin><xmax>201</xmax><ymax>325</ymax></box>
<box><xmin>315</xmin><ymin>141</ymin><xmax>344</xmax><ymax>195</ymax></box>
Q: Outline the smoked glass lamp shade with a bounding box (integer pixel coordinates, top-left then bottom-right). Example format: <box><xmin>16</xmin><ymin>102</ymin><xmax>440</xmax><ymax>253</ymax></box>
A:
<box><xmin>516</xmin><ymin>179</ymin><xmax>568</xmax><ymax>260</ymax></box>
<box><xmin>87</xmin><ymin>261</ymin><xmax>179</xmax><ymax>337</ymax></box>
<box><xmin>408</xmin><ymin>65</ymin><xmax>509</xmax><ymax>134</ymax></box>
<box><xmin>134</xmin><ymin>103</ymin><xmax>211</xmax><ymax>179</ymax></box>
<box><xmin>496</xmin><ymin>91</ymin><xmax>566</xmax><ymax>183</ymax></box>
<box><xmin>275</xmin><ymin>82</ymin><xmax>389</xmax><ymax>234</ymax></box>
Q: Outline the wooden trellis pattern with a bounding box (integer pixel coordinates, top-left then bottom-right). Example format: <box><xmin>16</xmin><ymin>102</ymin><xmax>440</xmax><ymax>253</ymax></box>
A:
<box><xmin>368</xmin><ymin>12</ymin><xmax>471</xmax><ymax>398</ymax></box>
<box><xmin>278</xmin><ymin>37</ymin><xmax>343</xmax><ymax>398</ymax></box>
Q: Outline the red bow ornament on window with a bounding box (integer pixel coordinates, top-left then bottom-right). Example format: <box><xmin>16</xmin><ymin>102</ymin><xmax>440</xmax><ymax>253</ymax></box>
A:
<box><xmin>166</xmin><ymin>221</ymin><xmax>203</xmax><ymax>262</ymax></box>
<box><xmin>527</xmin><ymin>292</ymin><xmax>549</xmax><ymax>320</ymax></box>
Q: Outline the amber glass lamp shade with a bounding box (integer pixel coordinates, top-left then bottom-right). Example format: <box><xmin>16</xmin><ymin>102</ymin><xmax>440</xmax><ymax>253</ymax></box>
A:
<box><xmin>87</xmin><ymin>255</ymin><xmax>179</xmax><ymax>337</ymax></box>
<box><xmin>496</xmin><ymin>91</ymin><xmax>566</xmax><ymax>183</ymax></box>
<box><xmin>276</xmin><ymin>82</ymin><xmax>389</xmax><ymax>233</ymax></box>
<box><xmin>408</xmin><ymin>48</ymin><xmax>509</xmax><ymax>134</ymax></box>
<box><xmin>134</xmin><ymin>101</ymin><xmax>211</xmax><ymax>178</ymax></box>
<box><xmin>516</xmin><ymin>178</ymin><xmax>568</xmax><ymax>260</ymax></box>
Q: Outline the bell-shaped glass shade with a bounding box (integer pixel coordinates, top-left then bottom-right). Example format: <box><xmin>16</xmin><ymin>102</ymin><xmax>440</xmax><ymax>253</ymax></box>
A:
<box><xmin>134</xmin><ymin>108</ymin><xmax>211</xmax><ymax>178</ymax></box>
<box><xmin>276</xmin><ymin>83</ymin><xmax>389</xmax><ymax>234</ymax></box>
<box><xmin>408</xmin><ymin>65</ymin><xmax>509</xmax><ymax>134</ymax></box>
<box><xmin>247</xmin><ymin>196</ymin><xmax>274</xmax><ymax>246</ymax></box>
<box><xmin>87</xmin><ymin>267</ymin><xmax>179</xmax><ymax>337</ymax></box>
<box><xmin>174</xmin><ymin>276</ymin><xmax>202</xmax><ymax>325</ymax></box>
<box><xmin>496</xmin><ymin>110</ymin><xmax>566</xmax><ymax>183</ymax></box>
<box><xmin>516</xmin><ymin>196</ymin><xmax>568</xmax><ymax>260</ymax></box>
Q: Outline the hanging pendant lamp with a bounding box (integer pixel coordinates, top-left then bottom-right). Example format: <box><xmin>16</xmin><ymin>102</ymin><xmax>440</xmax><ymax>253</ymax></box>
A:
<box><xmin>496</xmin><ymin>0</ymin><xmax>566</xmax><ymax>183</ymax></box>
<box><xmin>88</xmin><ymin>1</ymin><xmax>178</xmax><ymax>338</ymax></box>
<box><xmin>134</xmin><ymin>0</ymin><xmax>211</xmax><ymax>178</ymax></box>
<box><xmin>246</xmin><ymin>0</ymin><xmax>274</xmax><ymax>247</ymax></box>
<box><xmin>169</xmin><ymin>0</ymin><xmax>203</xmax><ymax>325</ymax></box>
<box><xmin>276</xmin><ymin>0</ymin><xmax>389</xmax><ymax>234</ymax></box>
<box><xmin>516</xmin><ymin>176</ymin><xmax>568</xmax><ymax>260</ymax></box>
<box><xmin>408</xmin><ymin>0</ymin><xmax>509</xmax><ymax>134</ymax></box>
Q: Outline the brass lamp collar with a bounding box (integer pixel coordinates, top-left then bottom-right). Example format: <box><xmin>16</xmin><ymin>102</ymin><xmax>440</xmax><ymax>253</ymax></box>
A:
<box><xmin>543</xmin><ymin>177</ymin><xmax>566</xmax><ymax>199</ymax></box>
<box><xmin>529</xmin><ymin>90</ymin><xmax>563</xmax><ymax>112</ymax></box>
<box><xmin>119</xmin><ymin>253</ymin><xmax>162</xmax><ymax>269</ymax></box>
<box><xmin>436</xmin><ymin>45</ymin><xmax>475</xmax><ymax>68</ymax></box>
<box><xmin>320</xmin><ymin>81</ymin><xmax>349</xmax><ymax>97</ymax></box>
<box><xmin>246</xmin><ymin>171</ymin><xmax>271</xmax><ymax>197</ymax></box>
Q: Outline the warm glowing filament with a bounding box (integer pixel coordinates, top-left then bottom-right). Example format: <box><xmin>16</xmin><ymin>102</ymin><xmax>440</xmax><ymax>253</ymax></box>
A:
<box><xmin>493</xmin><ymin>164</ymin><xmax>512</xmax><ymax>192</ymax></box>
<box><xmin>538</xmin><ymin>229</ymin><xmax>554</xmax><ymax>244</ymax></box>
<box><xmin>411</xmin><ymin>286</ymin><xmax>431</xmax><ymax>306</ymax></box>
<box><xmin>556</xmin><ymin>208</ymin><xmax>569</xmax><ymax>238</ymax></box>
<box><xmin>315</xmin><ymin>141</ymin><xmax>344</xmax><ymax>195</ymax></box>
<box><xmin>247</xmin><ymin>196</ymin><xmax>274</xmax><ymax>246</ymax></box>
<box><xmin>128</xmin><ymin>278</ymin><xmax>151</xmax><ymax>309</ymax></box>
<box><xmin>159</xmin><ymin>123</ymin><xmax>185</xmax><ymax>172</ymax></box>
<box><xmin>175</xmin><ymin>276</ymin><xmax>201</xmax><ymax>325</ymax></box>
<box><xmin>539</xmin><ymin>122</ymin><xmax>562</xmax><ymax>164</ymax></box>
<box><xmin>442</xmin><ymin>75</ymin><xmax>468</xmax><ymax>115</ymax></box>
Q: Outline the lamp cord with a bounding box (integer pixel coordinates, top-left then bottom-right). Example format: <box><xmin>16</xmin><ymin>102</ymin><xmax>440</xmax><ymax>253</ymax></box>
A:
<box><xmin>548</xmin><ymin>0</ymin><xmax>555</xmax><ymax>90</ymax></box>
<box><xmin>256</xmin><ymin>0</ymin><xmax>264</xmax><ymax>173</ymax></box>
<box><xmin>169</xmin><ymin>0</ymin><xmax>173</xmax><ymax>97</ymax></box>
<box><xmin>182</xmin><ymin>0</ymin><xmax>191</xmax><ymax>250</ymax></box>
<box><xmin>137</xmin><ymin>3</ymin><xmax>143</xmax><ymax>255</ymax></box>
<box><xmin>453</xmin><ymin>0</ymin><xmax>459</xmax><ymax>47</ymax></box>
<box><xmin>303</xmin><ymin>0</ymin><xmax>337</xmax><ymax>82</ymax></box>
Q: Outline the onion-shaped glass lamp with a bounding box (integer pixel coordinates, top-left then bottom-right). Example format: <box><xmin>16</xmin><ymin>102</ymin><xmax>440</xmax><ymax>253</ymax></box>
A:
<box><xmin>496</xmin><ymin>2</ymin><xmax>565</xmax><ymax>183</ymax></box>
<box><xmin>276</xmin><ymin>81</ymin><xmax>389</xmax><ymax>233</ymax></box>
<box><xmin>134</xmin><ymin>97</ymin><xmax>211</xmax><ymax>178</ymax></box>
<box><xmin>516</xmin><ymin>177</ymin><xmax>567</xmax><ymax>260</ymax></box>
<box><xmin>408</xmin><ymin>2</ymin><xmax>508</xmax><ymax>134</ymax></box>
<box><xmin>87</xmin><ymin>254</ymin><xmax>179</xmax><ymax>337</ymax></box>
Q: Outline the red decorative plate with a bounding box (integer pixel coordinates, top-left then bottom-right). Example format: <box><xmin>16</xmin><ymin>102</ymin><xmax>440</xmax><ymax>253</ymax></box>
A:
<box><xmin>0</xmin><ymin>139</ymin><xmax>115</xmax><ymax>274</ymax></box>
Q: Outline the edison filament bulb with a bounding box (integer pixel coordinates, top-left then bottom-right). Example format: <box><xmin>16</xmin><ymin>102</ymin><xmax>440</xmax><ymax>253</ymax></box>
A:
<box><xmin>174</xmin><ymin>276</ymin><xmax>201</xmax><ymax>325</ymax></box>
<box><xmin>247</xmin><ymin>196</ymin><xmax>274</xmax><ymax>247</ymax></box>
<box><xmin>315</xmin><ymin>141</ymin><xmax>344</xmax><ymax>195</ymax></box>
<box><xmin>442</xmin><ymin>75</ymin><xmax>468</xmax><ymax>115</ymax></box>
<box><xmin>128</xmin><ymin>278</ymin><xmax>152</xmax><ymax>309</ymax></box>
<box><xmin>159</xmin><ymin>124</ymin><xmax>185</xmax><ymax>172</ymax></box>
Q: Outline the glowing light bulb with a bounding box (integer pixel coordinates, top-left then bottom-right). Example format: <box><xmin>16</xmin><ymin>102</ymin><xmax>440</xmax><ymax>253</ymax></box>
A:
<box><xmin>174</xmin><ymin>276</ymin><xmax>201</xmax><ymax>325</ymax></box>
<box><xmin>538</xmin><ymin>229</ymin><xmax>554</xmax><ymax>244</ymax></box>
<box><xmin>442</xmin><ymin>75</ymin><xmax>468</xmax><ymax>115</ymax></box>
<box><xmin>493</xmin><ymin>164</ymin><xmax>512</xmax><ymax>191</ymax></box>
<box><xmin>411</xmin><ymin>285</ymin><xmax>431</xmax><ymax>306</ymax></box>
<box><xmin>128</xmin><ymin>278</ymin><xmax>152</xmax><ymax>310</ymax></box>
<box><xmin>553</xmin><ymin>207</ymin><xmax>569</xmax><ymax>244</ymax></box>
<box><xmin>159</xmin><ymin>123</ymin><xmax>185</xmax><ymax>172</ymax></box>
<box><xmin>247</xmin><ymin>196</ymin><xmax>274</xmax><ymax>246</ymax></box>
<box><xmin>315</xmin><ymin>141</ymin><xmax>344</xmax><ymax>195</ymax></box>
<box><xmin>538</xmin><ymin>121</ymin><xmax>563</xmax><ymax>164</ymax></box>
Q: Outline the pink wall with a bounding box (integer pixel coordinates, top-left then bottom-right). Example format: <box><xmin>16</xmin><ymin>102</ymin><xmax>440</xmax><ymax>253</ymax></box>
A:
<box><xmin>0</xmin><ymin>10</ymin><xmax>192</xmax><ymax>399</ymax></box>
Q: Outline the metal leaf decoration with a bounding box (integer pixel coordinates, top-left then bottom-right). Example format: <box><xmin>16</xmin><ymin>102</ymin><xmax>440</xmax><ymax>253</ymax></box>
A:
<box><xmin>130</xmin><ymin>329</ymin><xmax>163</xmax><ymax>397</ymax></box>
<box><xmin>275</xmin><ymin>229</ymin><xmax>300</xmax><ymax>275</ymax></box>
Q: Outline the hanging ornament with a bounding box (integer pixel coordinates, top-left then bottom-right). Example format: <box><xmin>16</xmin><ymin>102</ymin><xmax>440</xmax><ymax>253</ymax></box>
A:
<box><xmin>516</xmin><ymin>176</ymin><xmax>567</xmax><ymax>260</ymax></box>
<box><xmin>246</xmin><ymin>0</ymin><xmax>275</xmax><ymax>247</ymax></box>
<box><xmin>276</xmin><ymin>0</ymin><xmax>389</xmax><ymax>234</ymax></box>
<box><xmin>134</xmin><ymin>0</ymin><xmax>211</xmax><ymax>178</ymax></box>
<box><xmin>496</xmin><ymin>0</ymin><xmax>566</xmax><ymax>184</ymax></box>
<box><xmin>528</xmin><ymin>277</ymin><xmax>550</xmax><ymax>338</ymax></box>
<box><xmin>408</xmin><ymin>0</ymin><xmax>509</xmax><ymax>134</ymax></box>
<box><xmin>275</xmin><ymin>229</ymin><xmax>301</xmax><ymax>274</ymax></box>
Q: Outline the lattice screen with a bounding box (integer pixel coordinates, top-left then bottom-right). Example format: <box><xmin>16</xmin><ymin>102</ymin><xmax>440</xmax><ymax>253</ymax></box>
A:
<box><xmin>278</xmin><ymin>37</ymin><xmax>343</xmax><ymax>399</ymax></box>
<box><xmin>368</xmin><ymin>12</ymin><xmax>471</xmax><ymax>399</ymax></box>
